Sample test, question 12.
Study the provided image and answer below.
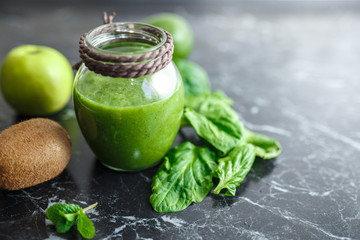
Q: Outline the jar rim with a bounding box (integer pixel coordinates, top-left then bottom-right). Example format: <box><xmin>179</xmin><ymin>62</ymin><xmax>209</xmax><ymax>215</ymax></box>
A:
<box><xmin>85</xmin><ymin>22</ymin><xmax>167</xmax><ymax>56</ymax></box>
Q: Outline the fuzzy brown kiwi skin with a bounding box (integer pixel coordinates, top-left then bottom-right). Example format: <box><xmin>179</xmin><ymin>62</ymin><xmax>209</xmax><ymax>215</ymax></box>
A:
<box><xmin>0</xmin><ymin>118</ymin><xmax>72</xmax><ymax>190</ymax></box>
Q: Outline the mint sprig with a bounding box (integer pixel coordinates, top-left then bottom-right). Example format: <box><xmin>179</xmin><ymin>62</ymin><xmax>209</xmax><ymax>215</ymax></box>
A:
<box><xmin>46</xmin><ymin>202</ymin><xmax>97</xmax><ymax>239</ymax></box>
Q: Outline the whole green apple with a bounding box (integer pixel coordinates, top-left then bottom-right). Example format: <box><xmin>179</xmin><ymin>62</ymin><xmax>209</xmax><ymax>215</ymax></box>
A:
<box><xmin>0</xmin><ymin>45</ymin><xmax>73</xmax><ymax>116</ymax></box>
<box><xmin>143</xmin><ymin>13</ymin><xmax>194</xmax><ymax>60</ymax></box>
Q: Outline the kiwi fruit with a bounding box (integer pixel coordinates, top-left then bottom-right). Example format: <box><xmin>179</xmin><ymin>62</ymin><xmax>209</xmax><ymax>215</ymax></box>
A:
<box><xmin>0</xmin><ymin>118</ymin><xmax>71</xmax><ymax>190</ymax></box>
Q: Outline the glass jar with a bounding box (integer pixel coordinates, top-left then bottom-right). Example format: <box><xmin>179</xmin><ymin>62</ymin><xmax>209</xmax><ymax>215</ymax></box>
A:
<box><xmin>73</xmin><ymin>22</ymin><xmax>184</xmax><ymax>171</ymax></box>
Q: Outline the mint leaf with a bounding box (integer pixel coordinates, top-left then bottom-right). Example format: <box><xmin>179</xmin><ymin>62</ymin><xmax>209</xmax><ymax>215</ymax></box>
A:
<box><xmin>244</xmin><ymin>128</ymin><xmax>282</xmax><ymax>159</ymax></box>
<box><xmin>214</xmin><ymin>144</ymin><xmax>256</xmax><ymax>196</ymax></box>
<box><xmin>46</xmin><ymin>204</ymin><xmax>81</xmax><ymax>225</ymax></box>
<box><xmin>184</xmin><ymin>98</ymin><xmax>243</xmax><ymax>155</ymax></box>
<box><xmin>56</xmin><ymin>218</ymin><xmax>78</xmax><ymax>233</ymax></box>
<box><xmin>56</xmin><ymin>211</ymin><xmax>80</xmax><ymax>233</ymax></box>
<box><xmin>46</xmin><ymin>203</ymin><xmax>97</xmax><ymax>238</ymax></box>
<box><xmin>150</xmin><ymin>142</ymin><xmax>217</xmax><ymax>213</ymax></box>
<box><xmin>46</xmin><ymin>204</ymin><xmax>81</xmax><ymax>234</ymax></box>
<box><xmin>77</xmin><ymin>210</ymin><xmax>96</xmax><ymax>239</ymax></box>
<box><xmin>59</xmin><ymin>211</ymin><xmax>79</xmax><ymax>222</ymax></box>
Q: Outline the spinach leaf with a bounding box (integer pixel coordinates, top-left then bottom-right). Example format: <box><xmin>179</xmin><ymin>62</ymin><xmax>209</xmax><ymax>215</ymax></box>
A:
<box><xmin>182</xmin><ymin>90</ymin><xmax>235</xmax><ymax>127</ymax></box>
<box><xmin>197</xmin><ymin>98</ymin><xmax>238</xmax><ymax>122</ymax></box>
<box><xmin>184</xmin><ymin>90</ymin><xmax>233</xmax><ymax>110</ymax></box>
<box><xmin>244</xmin><ymin>128</ymin><xmax>282</xmax><ymax>159</ymax></box>
<box><xmin>210</xmin><ymin>90</ymin><xmax>234</xmax><ymax>106</ymax></box>
<box><xmin>150</xmin><ymin>142</ymin><xmax>217</xmax><ymax>213</ymax></box>
<box><xmin>213</xmin><ymin>144</ymin><xmax>256</xmax><ymax>196</ymax></box>
<box><xmin>175</xmin><ymin>59</ymin><xmax>210</xmax><ymax>96</ymax></box>
<box><xmin>184</xmin><ymin>98</ymin><xmax>243</xmax><ymax>155</ymax></box>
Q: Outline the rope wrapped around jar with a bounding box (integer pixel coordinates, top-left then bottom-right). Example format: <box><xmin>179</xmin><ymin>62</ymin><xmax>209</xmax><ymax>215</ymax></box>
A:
<box><xmin>73</xmin><ymin>12</ymin><xmax>174</xmax><ymax>78</ymax></box>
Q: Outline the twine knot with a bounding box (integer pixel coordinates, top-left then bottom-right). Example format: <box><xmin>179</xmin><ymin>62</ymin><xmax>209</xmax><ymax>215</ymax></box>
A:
<box><xmin>102</xmin><ymin>11</ymin><xmax>116</xmax><ymax>24</ymax></box>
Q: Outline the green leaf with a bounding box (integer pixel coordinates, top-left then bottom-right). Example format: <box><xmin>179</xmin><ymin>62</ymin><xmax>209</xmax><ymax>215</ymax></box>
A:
<box><xmin>56</xmin><ymin>217</ymin><xmax>78</xmax><ymax>233</ymax></box>
<box><xmin>46</xmin><ymin>204</ymin><xmax>81</xmax><ymax>234</ymax></box>
<box><xmin>59</xmin><ymin>211</ymin><xmax>79</xmax><ymax>222</ymax></box>
<box><xmin>209</xmin><ymin>90</ymin><xmax>234</xmax><ymax>106</ymax></box>
<box><xmin>244</xmin><ymin>128</ymin><xmax>282</xmax><ymax>159</ymax></box>
<box><xmin>174</xmin><ymin>59</ymin><xmax>210</xmax><ymax>96</ymax></box>
<box><xmin>150</xmin><ymin>142</ymin><xmax>217</xmax><ymax>213</ymax></box>
<box><xmin>184</xmin><ymin>90</ymin><xmax>233</xmax><ymax>110</ymax></box>
<box><xmin>77</xmin><ymin>211</ymin><xmax>96</xmax><ymax>239</ymax></box>
<box><xmin>182</xmin><ymin>90</ymin><xmax>234</xmax><ymax>128</ymax></box>
<box><xmin>213</xmin><ymin>144</ymin><xmax>256</xmax><ymax>196</ymax></box>
<box><xmin>184</xmin><ymin>98</ymin><xmax>243</xmax><ymax>155</ymax></box>
<box><xmin>46</xmin><ymin>203</ymin><xmax>97</xmax><ymax>238</ymax></box>
<box><xmin>197</xmin><ymin>98</ymin><xmax>238</xmax><ymax>122</ymax></box>
<box><xmin>46</xmin><ymin>204</ymin><xmax>81</xmax><ymax>225</ymax></box>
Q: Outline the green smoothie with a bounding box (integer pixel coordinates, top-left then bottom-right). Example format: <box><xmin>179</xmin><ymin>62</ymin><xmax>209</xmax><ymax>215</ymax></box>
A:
<box><xmin>73</xmin><ymin>68</ymin><xmax>184</xmax><ymax>171</ymax></box>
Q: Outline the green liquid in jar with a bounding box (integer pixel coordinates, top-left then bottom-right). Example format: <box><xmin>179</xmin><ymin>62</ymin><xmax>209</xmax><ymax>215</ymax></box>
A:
<box><xmin>73</xmin><ymin>41</ymin><xmax>184</xmax><ymax>171</ymax></box>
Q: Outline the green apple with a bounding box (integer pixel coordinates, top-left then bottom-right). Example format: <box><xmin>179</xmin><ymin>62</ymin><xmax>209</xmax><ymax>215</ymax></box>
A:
<box><xmin>143</xmin><ymin>13</ymin><xmax>194</xmax><ymax>60</ymax></box>
<box><xmin>0</xmin><ymin>45</ymin><xmax>73</xmax><ymax>116</ymax></box>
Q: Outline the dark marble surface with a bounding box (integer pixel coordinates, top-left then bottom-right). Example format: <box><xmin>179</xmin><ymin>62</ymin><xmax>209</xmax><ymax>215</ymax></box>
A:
<box><xmin>1</xmin><ymin>1</ymin><xmax>360</xmax><ymax>239</ymax></box>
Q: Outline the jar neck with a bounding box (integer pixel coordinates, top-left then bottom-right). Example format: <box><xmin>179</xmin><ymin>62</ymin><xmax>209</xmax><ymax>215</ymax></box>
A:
<box><xmin>85</xmin><ymin>22</ymin><xmax>167</xmax><ymax>62</ymax></box>
<box><xmin>79</xmin><ymin>22</ymin><xmax>174</xmax><ymax>78</ymax></box>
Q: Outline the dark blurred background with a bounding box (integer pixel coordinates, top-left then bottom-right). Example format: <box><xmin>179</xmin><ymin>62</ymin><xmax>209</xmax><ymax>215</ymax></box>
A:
<box><xmin>1</xmin><ymin>0</ymin><xmax>360</xmax><ymax>132</ymax></box>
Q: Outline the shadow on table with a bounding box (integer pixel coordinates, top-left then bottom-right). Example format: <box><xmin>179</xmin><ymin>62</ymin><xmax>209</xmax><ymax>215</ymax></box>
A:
<box><xmin>84</xmin><ymin>157</ymin><xmax>159</xmax><ymax>217</ymax></box>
